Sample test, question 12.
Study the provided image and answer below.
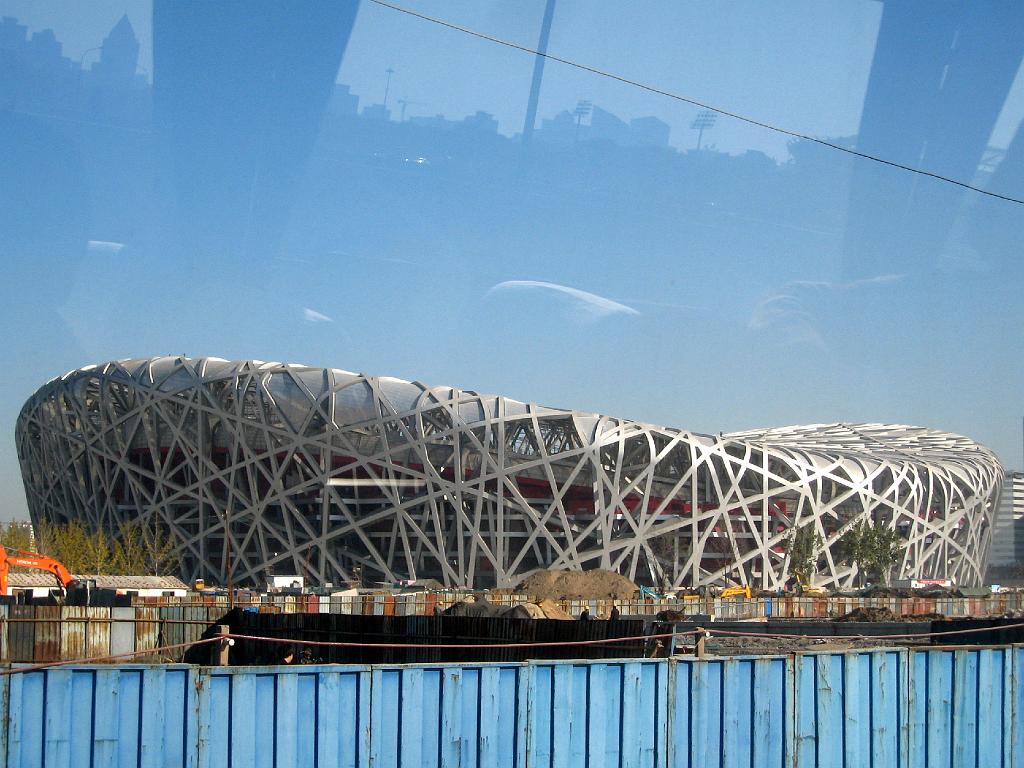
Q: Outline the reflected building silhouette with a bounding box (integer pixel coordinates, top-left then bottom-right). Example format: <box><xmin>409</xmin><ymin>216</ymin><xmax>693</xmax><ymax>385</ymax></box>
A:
<box><xmin>361</xmin><ymin>103</ymin><xmax>391</xmax><ymax>121</ymax></box>
<box><xmin>8</xmin><ymin>5</ymin><xmax>1018</xmax><ymax>359</ymax></box>
<box><xmin>327</xmin><ymin>84</ymin><xmax>359</xmax><ymax>120</ymax></box>
<box><xmin>844</xmin><ymin>3</ymin><xmax>1024</xmax><ymax>278</ymax></box>
<box><xmin>90</xmin><ymin>15</ymin><xmax>140</xmax><ymax>88</ymax></box>
<box><xmin>630</xmin><ymin>116</ymin><xmax>670</xmax><ymax>148</ymax></box>
<box><xmin>967</xmin><ymin>123</ymin><xmax>1024</xmax><ymax>264</ymax></box>
<box><xmin>152</xmin><ymin>1</ymin><xmax>359</xmax><ymax>270</ymax></box>
<box><xmin>535</xmin><ymin>104</ymin><xmax>670</xmax><ymax>148</ymax></box>
<box><xmin>0</xmin><ymin>17</ymin><xmax>90</xmax><ymax>309</ymax></box>
<box><xmin>0</xmin><ymin>17</ymin><xmax>79</xmax><ymax>118</ymax></box>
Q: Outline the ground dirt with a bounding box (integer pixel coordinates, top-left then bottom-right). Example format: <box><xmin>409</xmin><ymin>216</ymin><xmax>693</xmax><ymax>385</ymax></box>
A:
<box><xmin>517</xmin><ymin>569</ymin><xmax>639</xmax><ymax>601</ymax></box>
<box><xmin>835</xmin><ymin>607</ymin><xmax>947</xmax><ymax>622</ymax></box>
<box><xmin>835</xmin><ymin>606</ymin><xmax>897</xmax><ymax>622</ymax></box>
<box><xmin>693</xmin><ymin>635</ymin><xmax>931</xmax><ymax>656</ymax></box>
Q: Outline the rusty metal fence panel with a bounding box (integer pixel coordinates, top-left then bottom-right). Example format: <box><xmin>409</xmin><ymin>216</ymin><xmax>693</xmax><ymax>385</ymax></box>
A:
<box><xmin>134</xmin><ymin>606</ymin><xmax>160</xmax><ymax>662</ymax></box>
<box><xmin>3</xmin><ymin>594</ymin><xmax>1024</xmax><ymax>666</ymax></box>
<box><xmin>17</xmin><ymin>591</ymin><xmax>1012</xmax><ymax>619</ymax></box>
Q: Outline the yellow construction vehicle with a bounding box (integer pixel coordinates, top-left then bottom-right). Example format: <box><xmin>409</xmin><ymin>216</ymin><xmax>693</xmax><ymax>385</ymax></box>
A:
<box><xmin>720</xmin><ymin>585</ymin><xmax>752</xmax><ymax>599</ymax></box>
<box><xmin>795</xmin><ymin>576</ymin><xmax>827</xmax><ymax>596</ymax></box>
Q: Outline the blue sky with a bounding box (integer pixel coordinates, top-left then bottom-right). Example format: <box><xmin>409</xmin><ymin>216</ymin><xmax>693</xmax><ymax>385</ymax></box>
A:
<box><xmin>1</xmin><ymin>0</ymin><xmax>1023</xmax><ymax>521</ymax></box>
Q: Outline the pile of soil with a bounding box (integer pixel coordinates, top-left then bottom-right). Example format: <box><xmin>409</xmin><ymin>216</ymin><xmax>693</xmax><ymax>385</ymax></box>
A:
<box><xmin>517</xmin><ymin>569</ymin><xmax>638</xmax><ymax>601</ymax></box>
<box><xmin>443</xmin><ymin>597</ymin><xmax>506</xmax><ymax>617</ymax></box>
<box><xmin>857</xmin><ymin>585</ymin><xmax>962</xmax><ymax>599</ymax></box>
<box><xmin>503</xmin><ymin>604</ymin><xmax>540</xmax><ymax>619</ymax></box>
<box><xmin>859</xmin><ymin>587</ymin><xmax>913</xmax><ymax>598</ymax></box>
<box><xmin>536</xmin><ymin>598</ymin><xmax>573</xmax><ymax>620</ymax></box>
<box><xmin>703</xmin><ymin>635</ymin><xmax>928</xmax><ymax>656</ymax></box>
<box><xmin>835</xmin><ymin>606</ymin><xmax>896</xmax><ymax>622</ymax></box>
<box><xmin>656</xmin><ymin>609</ymin><xmax>690</xmax><ymax>622</ymax></box>
<box><xmin>442</xmin><ymin>597</ymin><xmax>575</xmax><ymax>620</ymax></box>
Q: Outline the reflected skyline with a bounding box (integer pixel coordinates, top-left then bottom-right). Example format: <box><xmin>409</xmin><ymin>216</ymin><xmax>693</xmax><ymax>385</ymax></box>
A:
<box><xmin>1</xmin><ymin>2</ymin><xmax>1023</xmax><ymax>523</ymax></box>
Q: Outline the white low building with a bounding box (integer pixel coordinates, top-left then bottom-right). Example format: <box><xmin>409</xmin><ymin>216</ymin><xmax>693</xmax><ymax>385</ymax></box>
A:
<box><xmin>5</xmin><ymin>573</ymin><xmax>189</xmax><ymax>598</ymax></box>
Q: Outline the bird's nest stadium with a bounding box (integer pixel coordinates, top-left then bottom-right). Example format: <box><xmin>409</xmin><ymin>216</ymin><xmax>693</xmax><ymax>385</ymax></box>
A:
<box><xmin>16</xmin><ymin>357</ymin><xmax>1002</xmax><ymax>589</ymax></box>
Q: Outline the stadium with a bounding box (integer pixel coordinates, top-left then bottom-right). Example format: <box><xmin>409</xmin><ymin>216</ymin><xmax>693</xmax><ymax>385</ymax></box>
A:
<box><xmin>16</xmin><ymin>357</ymin><xmax>1002</xmax><ymax>589</ymax></box>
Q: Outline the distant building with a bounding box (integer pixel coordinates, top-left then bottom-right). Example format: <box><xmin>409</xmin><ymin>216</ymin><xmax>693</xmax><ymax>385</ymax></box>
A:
<box><xmin>27</xmin><ymin>28</ymin><xmax>63</xmax><ymax>67</ymax></box>
<box><xmin>989</xmin><ymin>471</ymin><xmax>1024</xmax><ymax>568</ymax></box>
<box><xmin>536</xmin><ymin>110</ymin><xmax>576</xmax><ymax>143</ymax></box>
<box><xmin>0</xmin><ymin>16</ymin><xmax>28</xmax><ymax>49</ymax></box>
<box><xmin>409</xmin><ymin>113</ymin><xmax>456</xmax><ymax>131</ymax></box>
<box><xmin>537</xmin><ymin>104</ymin><xmax>672</xmax><ymax>149</ymax></box>
<box><xmin>0</xmin><ymin>14</ymin><xmax>147</xmax><ymax>122</ymax></box>
<box><xmin>90</xmin><ymin>14</ymin><xmax>139</xmax><ymax>86</ymax></box>
<box><xmin>630</xmin><ymin>116</ymin><xmax>671</xmax><ymax>148</ymax></box>
<box><xmin>6</xmin><ymin>573</ymin><xmax>189</xmax><ymax>598</ymax></box>
<box><xmin>588</xmin><ymin>105</ymin><xmax>630</xmax><ymax>144</ymax></box>
<box><xmin>462</xmin><ymin>110</ymin><xmax>498</xmax><ymax>133</ymax></box>
<box><xmin>361</xmin><ymin>103</ymin><xmax>391</xmax><ymax>121</ymax></box>
<box><xmin>328</xmin><ymin>84</ymin><xmax>359</xmax><ymax>117</ymax></box>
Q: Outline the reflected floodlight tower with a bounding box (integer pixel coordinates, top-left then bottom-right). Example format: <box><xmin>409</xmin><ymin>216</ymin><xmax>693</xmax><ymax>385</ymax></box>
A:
<box><xmin>383</xmin><ymin>67</ymin><xmax>395</xmax><ymax>110</ymax></box>
<box><xmin>397</xmin><ymin>99</ymin><xmax>423</xmax><ymax>122</ymax></box>
<box><xmin>691</xmin><ymin>110</ymin><xmax>717</xmax><ymax>150</ymax></box>
<box><xmin>574</xmin><ymin>100</ymin><xmax>592</xmax><ymax>143</ymax></box>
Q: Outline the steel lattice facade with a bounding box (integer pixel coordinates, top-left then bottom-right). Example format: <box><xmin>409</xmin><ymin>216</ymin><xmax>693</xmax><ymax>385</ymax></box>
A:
<box><xmin>16</xmin><ymin>357</ymin><xmax>1002</xmax><ymax>589</ymax></box>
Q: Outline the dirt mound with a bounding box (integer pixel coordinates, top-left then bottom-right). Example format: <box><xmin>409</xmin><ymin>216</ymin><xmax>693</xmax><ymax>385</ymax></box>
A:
<box><xmin>656</xmin><ymin>609</ymin><xmax>689</xmax><ymax>622</ymax></box>
<box><xmin>443</xmin><ymin>597</ymin><xmax>575</xmax><ymax>620</ymax></box>
<box><xmin>915</xmin><ymin>586</ymin><xmax>962</xmax><ymax>598</ymax></box>
<box><xmin>517</xmin><ymin>569</ymin><xmax>638</xmax><ymax>601</ymax></box>
<box><xmin>502</xmin><ymin>604</ymin><xmax>539</xmax><ymax>619</ymax></box>
<box><xmin>536</xmin><ymin>598</ymin><xmax>573</xmax><ymax>620</ymax></box>
<box><xmin>443</xmin><ymin>597</ymin><xmax>505</xmax><ymax>617</ymax></box>
<box><xmin>835</xmin><ymin>606</ymin><xmax>896</xmax><ymax>622</ymax></box>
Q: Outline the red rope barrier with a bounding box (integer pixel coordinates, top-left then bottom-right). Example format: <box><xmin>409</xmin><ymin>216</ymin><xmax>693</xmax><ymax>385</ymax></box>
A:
<box><xmin>697</xmin><ymin>619</ymin><xmax>1024</xmax><ymax>642</ymax></box>
<box><xmin>0</xmin><ymin>635</ymin><xmax>225</xmax><ymax>677</ymax></box>
<box><xmin>5</xmin><ymin>620</ymin><xmax>1024</xmax><ymax>676</ymax></box>
<box><xmin>224</xmin><ymin>629</ymin><xmax>696</xmax><ymax>649</ymax></box>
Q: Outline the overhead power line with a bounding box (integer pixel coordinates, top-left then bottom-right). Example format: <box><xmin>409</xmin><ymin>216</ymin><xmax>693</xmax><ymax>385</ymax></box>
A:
<box><xmin>368</xmin><ymin>0</ymin><xmax>1024</xmax><ymax>207</ymax></box>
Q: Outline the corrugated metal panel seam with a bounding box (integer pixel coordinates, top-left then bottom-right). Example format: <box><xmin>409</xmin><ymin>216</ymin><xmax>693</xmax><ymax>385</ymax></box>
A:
<box><xmin>4</xmin><ymin>647</ymin><xmax>1024</xmax><ymax>767</ymax></box>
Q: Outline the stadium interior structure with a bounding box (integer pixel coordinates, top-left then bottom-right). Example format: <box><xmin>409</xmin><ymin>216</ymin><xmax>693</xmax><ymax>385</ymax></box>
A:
<box><xmin>16</xmin><ymin>357</ymin><xmax>1002</xmax><ymax>590</ymax></box>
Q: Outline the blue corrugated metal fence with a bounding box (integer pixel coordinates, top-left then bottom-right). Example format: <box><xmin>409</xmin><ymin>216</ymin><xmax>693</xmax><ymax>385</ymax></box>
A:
<box><xmin>4</xmin><ymin>647</ymin><xmax>1023</xmax><ymax>767</ymax></box>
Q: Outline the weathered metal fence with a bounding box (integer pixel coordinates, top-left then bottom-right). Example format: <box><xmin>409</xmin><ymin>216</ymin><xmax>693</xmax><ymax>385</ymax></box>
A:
<box><xmin>211</xmin><ymin>591</ymin><xmax>1024</xmax><ymax>619</ymax></box>
<box><xmin>4</xmin><ymin>646</ymin><xmax>1023</xmax><ymax>767</ymax></box>
<box><xmin>1</xmin><ymin>593</ymin><xmax>1022</xmax><ymax>665</ymax></box>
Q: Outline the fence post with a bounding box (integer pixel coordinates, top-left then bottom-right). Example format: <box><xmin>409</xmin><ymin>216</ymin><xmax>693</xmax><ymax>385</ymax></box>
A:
<box><xmin>212</xmin><ymin>625</ymin><xmax>230</xmax><ymax>666</ymax></box>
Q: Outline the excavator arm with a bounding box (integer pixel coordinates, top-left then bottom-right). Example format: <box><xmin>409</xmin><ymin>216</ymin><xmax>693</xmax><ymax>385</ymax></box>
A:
<box><xmin>0</xmin><ymin>547</ymin><xmax>75</xmax><ymax>595</ymax></box>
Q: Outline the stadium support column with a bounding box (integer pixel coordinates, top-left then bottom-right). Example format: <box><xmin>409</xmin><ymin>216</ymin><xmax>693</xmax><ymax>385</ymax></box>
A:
<box><xmin>761</xmin><ymin>443</ymin><xmax>769</xmax><ymax>591</ymax></box>
<box><xmin>319</xmin><ymin>442</ymin><xmax>329</xmax><ymax>583</ymax></box>
<box><xmin>496</xmin><ymin>400</ymin><xmax>507</xmax><ymax>586</ymax></box>
<box><xmin>197</xmin><ymin>405</ymin><xmax>207</xmax><ymax>582</ymax></box>
<box><xmin>690</xmin><ymin>441</ymin><xmax>699</xmax><ymax>585</ymax></box>
<box><xmin>521</xmin><ymin>0</ymin><xmax>556</xmax><ymax>144</ymax></box>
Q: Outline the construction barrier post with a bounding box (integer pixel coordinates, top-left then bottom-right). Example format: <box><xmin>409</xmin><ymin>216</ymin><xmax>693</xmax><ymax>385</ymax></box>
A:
<box><xmin>213</xmin><ymin>625</ymin><xmax>230</xmax><ymax>666</ymax></box>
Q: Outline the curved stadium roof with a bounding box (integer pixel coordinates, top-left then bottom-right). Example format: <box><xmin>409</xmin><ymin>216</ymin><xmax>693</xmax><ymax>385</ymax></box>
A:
<box><xmin>16</xmin><ymin>357</ymin><xmax>1002</xmax><ymax>589</ymax></box>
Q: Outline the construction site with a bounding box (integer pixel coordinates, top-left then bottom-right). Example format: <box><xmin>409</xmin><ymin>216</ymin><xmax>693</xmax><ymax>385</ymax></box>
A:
<box><xmin>3</xmin><ymin>550</ymin><xmax>1023</xmax><ymax>665</ymax></box>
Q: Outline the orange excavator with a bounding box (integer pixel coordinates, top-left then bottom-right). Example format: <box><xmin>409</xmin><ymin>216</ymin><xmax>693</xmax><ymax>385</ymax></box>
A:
<box><xmin>0</xmin><ymin>547</ymin><xmax>75</xmax><ymax>596</ymax></box>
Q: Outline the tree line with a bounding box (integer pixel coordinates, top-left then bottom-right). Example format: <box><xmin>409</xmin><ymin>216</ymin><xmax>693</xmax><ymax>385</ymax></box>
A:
<box><xmin>788</xmin><ymin>519</ymin><xmax>902</xmax><ymax>587</ymax></box>
<box><xmin>0</xmin><ymin>519</ymin><xmax>180</xmax><ymax>576</ymax></box>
